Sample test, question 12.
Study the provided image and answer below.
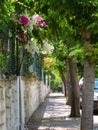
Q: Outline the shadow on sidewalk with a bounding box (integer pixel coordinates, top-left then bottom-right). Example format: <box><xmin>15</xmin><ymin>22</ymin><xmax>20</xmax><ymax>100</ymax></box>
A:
<box><xmin>26</xmin><ymin>93</ymin><xmax>80</xmax><ymax>130</ymax></box>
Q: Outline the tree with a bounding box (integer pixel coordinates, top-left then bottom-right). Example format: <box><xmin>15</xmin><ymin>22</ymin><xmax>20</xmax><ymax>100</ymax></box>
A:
<box><xmin>81</xmin><ymin>30</ymin><xmax>96</xmax><ymax>130</ymax></box>
<box><xmin>32</xmin><ymin>0</ymin><xmax>81</xmax><ymax>117</ymax></box>
<box><xmin>65</xmin><ymin>59</ymin><xmax>72</xmax><ymax>105</ymax></box>
<box><xmin>68</xmin><ymin>57</ymin><xmax>80</xmax><ymax>117</ymax></box>
<box><xmin>33</xmin><ymin>1</ymin><xmax>98</xmax><ymax>129</ymax></box>
<box><xmin>62</xmin><ymin>1</ymin><xmax>98</xmax><ymax>129</ymax></box>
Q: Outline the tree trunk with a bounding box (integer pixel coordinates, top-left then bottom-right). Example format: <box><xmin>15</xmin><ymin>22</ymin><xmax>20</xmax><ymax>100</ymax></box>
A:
<box><xmin>59</xmin><ymin>68</ymin><xmax>66</xmax><ymax>96</ymax></box>
<box><xmin>61</xmin><ymin>80</ymin><xmax>65</xmax><ymax>95</ymax></box>
<box><xmin>65</xmin><ymin>59</ymin><xmax>72</xmax><ymax>105</ymax></box>
<box><xmin>68</xmin><ymin>58</ymin><xmax>80</xmax><ymax>117</ymax></box>
<box><xmin>81</xmin><ymin>30</ymin><xmax>96</xmax><ymax>130</ymax></box>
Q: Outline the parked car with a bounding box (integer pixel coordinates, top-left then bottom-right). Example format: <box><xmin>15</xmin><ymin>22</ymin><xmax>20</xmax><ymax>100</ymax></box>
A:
<box><xmin>94</xmin><ymin>78</ymin><xmax>98</xmax><ymax>111</ymax></box>
<box><xmin>79</xmin><ymin>78</ymin><xmax>98</xmax><ymax>111</ymax></box>
<box><xmin>78</xmin><ymin>77</ymin><xmax>83</xmax><ymax>90</ymax></box>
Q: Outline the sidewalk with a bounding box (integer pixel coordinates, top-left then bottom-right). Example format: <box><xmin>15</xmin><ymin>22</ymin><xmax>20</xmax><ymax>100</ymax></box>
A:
<box><xmin>26</xmin><ymin>93</ymin><xmax>98</xmax><ymax>130</ymax></box>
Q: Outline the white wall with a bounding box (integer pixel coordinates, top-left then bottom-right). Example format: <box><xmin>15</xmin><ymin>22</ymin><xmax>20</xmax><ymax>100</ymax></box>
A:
<box><xmin>0</xmin><ymin>76</ymin><xmax>49</xmax><ymax>130</ymax></box>
<box><xmin>0</xmin><ymin>80</ymin><xmax>6</xmax><ymax>130</ymax></box>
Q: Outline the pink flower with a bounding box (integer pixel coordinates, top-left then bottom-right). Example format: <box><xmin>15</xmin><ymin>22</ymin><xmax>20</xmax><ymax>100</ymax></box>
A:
<box><xmin>34</xmin><ymin>15</ymin><xmax>47</xmax><ymax>27</ymax></box>
<box><xmin>38</xmin><ymin>21</ymin><xmax>47</xmax><ymax>27</ymax></box>
<box><xmin>36</xmin><ymin>16</ymin><xmax>43</xmax><ymax>23</ymax></box>
<box><xmin>20</xmin><ymin>16</ymin><xmax>29</xmax><ymax>25</ymax></box>
<box><xmin>42</xmin><ymin>21</ymin><xmax>47</xmax><ymax>26</ymax></box>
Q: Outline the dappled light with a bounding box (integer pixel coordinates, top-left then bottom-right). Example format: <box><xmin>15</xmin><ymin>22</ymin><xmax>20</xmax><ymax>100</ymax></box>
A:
<box><xmin>27</xmin><ymin>93</ymin><xmax>80</xmax><ymax>130</ymax></box>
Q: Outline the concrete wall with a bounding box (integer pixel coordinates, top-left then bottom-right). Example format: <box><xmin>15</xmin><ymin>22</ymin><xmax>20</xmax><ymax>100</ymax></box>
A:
<box><xmin>0</xmin><ymin>76</ymin><xmax>49</xmax><ymax>130</ymax></box>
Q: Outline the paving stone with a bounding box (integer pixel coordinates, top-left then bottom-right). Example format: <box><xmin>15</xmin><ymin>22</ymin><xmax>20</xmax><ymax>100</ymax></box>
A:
<box><xmin>27</xmin><ymin>93</ymin><xmax>98</xmax><ymax>130</ymax></box>
<box><xmin>27</xmin><ymin>93</ymin><xmax>80</xmax><ymax>130</ymax></box>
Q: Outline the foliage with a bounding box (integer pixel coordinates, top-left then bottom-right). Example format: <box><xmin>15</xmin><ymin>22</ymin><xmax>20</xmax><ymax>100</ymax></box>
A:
<box><xmin>50</xmin><ymin>69</ymin><xmax>62</xmax><ymax>92</ymax></box>
<box><xmin>84</xmin><ymin>43</ymin><xmax>98</xmax><ymax>62</ymax></box>
<box><xmin>95</xmin><ymin>65</ymin><xmax>98</xmax><ymax>78</ymax></box>
<box><xmin>43</xmin><ymin>57</ymin><xmax>53</xmax><ymax>73</ymax></box>
<box><xmin>1</xmin><ymin>0</ymin><xmax>98</xmax><ymax>79</ymax></box>
<box><xmin>69</xmin><ymin>44</ymin><xmax>84</xmax><ymax>62</ymax></box>
<box><xmin>0</xmin><ymin>52</ymin><xmax>7</xmax><ymax>71</ymax></box>
<box><xmin>0</xmin><ymin>0</ymin><xmax>48</xmax><ymax>76</ymax></box>
<box><xmin>33</xmin><ymin>1</ymin><xmax>98</xmax><ymax>83</ymax></box>
<box><xmin>0</xmin><ymin>0</ymin><xmax>15</xmax><ymax>31</ymax></box>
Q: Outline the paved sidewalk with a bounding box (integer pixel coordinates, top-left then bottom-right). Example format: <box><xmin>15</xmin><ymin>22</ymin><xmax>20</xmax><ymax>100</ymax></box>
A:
<box><xmin>26</xmin><ymin>93</ymin><xmax>98</xmax><ymax>130</ymax></box>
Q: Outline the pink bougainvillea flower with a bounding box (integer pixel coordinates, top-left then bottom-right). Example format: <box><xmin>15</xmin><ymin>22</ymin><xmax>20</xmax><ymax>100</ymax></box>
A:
<box><xmin>36</xmin><ymin>16</ymin><xmax>43</xmax><ymax>23</ymax></box>
<box><xmin>42</xmin><ymin>21</ymin><xmax>47</xmax><ymax>26</ymax></box>
<box><xmin>17</xmin><ymin>32</ymin><xmax>28</xmax><ymax>44</ymax></box>
<box><xmin>38</xmin><ymin>21</ymin><xmax>47</xmax><ymax>27</ymax></box>
<box><xmin>20</xmin><ymin>16</ymin><xmax>29</xmax><ymax>25</ymax></box>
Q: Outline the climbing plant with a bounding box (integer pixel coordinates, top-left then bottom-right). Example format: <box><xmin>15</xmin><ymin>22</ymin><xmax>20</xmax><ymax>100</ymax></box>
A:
<box><xmin>0</xmin><ymin>0</ymin><xmax>48</xmax><ymax>77</ymax></box>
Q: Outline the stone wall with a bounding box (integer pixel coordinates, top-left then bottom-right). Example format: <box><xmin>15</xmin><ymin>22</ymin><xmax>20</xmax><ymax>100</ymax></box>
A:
<box><xmin>0</xmin><ymin>76</ymin><xmax>49</xmax><ymax>130</ymax></box>
<box><xmin>0</xmin><ymin>80</ymin><xmax>6</xmax><ymax>130</ymax></box>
